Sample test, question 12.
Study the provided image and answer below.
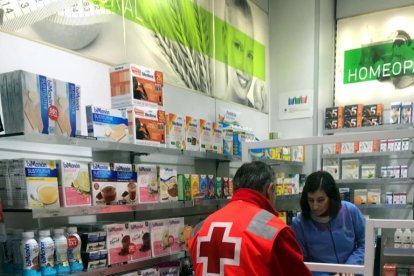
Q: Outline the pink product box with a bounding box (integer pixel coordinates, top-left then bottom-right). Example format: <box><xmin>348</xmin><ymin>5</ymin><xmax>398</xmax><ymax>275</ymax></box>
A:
<box><xmin>137</xmin><ymin>164</ymin><xmax>159</xmax><ymax>203</ymax></box>
<box><xmin>149</xmin><ymin>219</ymin><xmax>171</xmax><ymax>257</ymax></box>
<box><xmin>106</xmin><ymin>223</ymin><xmax>130</xmax><ymax>265</ymax></box>
<box><xmin>129</xmin><ymin>221</ymin><xmax>151</xmax><ymax>261</ymax></box>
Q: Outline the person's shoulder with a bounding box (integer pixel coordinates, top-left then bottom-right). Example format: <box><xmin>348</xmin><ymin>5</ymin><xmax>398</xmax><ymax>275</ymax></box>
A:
<box><xmin>341</xmin><ymin>200</ymin><xmax>359</xmax><ymax>212</ymax></box>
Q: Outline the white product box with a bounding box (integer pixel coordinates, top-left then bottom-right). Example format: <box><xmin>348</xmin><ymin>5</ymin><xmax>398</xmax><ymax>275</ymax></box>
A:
<box><xmin>323</xmin><ymin>165</ymin><xmax>339</xmax><ymax>180</ymax></box>
<box><xmin>110</xmin><ymin>64</ymin><xmax>163</xmax><ymax>108</ymax></box>
<box><xmin>341</xmin><ymin>159</ymin><xmax>359</xmax><ymax>180</ymax></box>
<box><xmin>137</xmin><ymin>268</ymin><xmax>158</xmax><ymax>276</ymax></box>
<box><xmin>199</xmin><ymin>119</ymin><xmax>213</xmax><ymax>152</ymax></box>
<box><xmin>114</xmin><ymin>163</ymin><xmax>137</xmax><ymax>205</ymax></box>
<box><xmin>401</xmin><ymin>165</ymin><xmax>408</xmax><ymax>178</ymax></box>
<box><xmin>125</xmin><ymin>106</ymin><xmax>166</xmax><ymax>147</ymax></box>
<box><xmin>380</xmin><ymin>140</ymin><xmax>388</xmax><ymax>152</ymax></box>
<box><xmin>129</xmin><ymin>221</ymin><xmax>151</xmax><ymax>261</ymax></box>
<box><xmin>184</xmin><ymin>116</ymin><xmax>200</xmax><ymax>151</ymax></box>
<box><xmin>223</xmin><ymin>128</ymin><xmax>234</xmax><ymax>155</ymax></box>
<box><xmin>341</xmin><ymin>142</ymin><xmax>355</xmax><ymax>154</ymax></box>
<box><xmin>394</xmin><ymin>139</ymin><xmax>402</xmax><ymax>151</ymax></box>
<box><xmin>367</xmin><ymin>189</ymin><xmax>381</xmax><ymax>204</ymax></box>
<box><xmin>149</xmin><ymin>219</ymin><xmax>171</xmax><ymax>257</ymax></box>
<box><xmin>393</xmin><ymin>192</ymin><xmax>400</xmax><ymax>204</ymax></box>
<box><xmin>359</xmin><ymin>141</ymin><xmax>373</xmax><ymax>153</ymax></box>
<box><xmin>24</xmin><ymin>159</ymin><xmax>59</xmax><ymax>208</ymax></box>
<box><xmin>387</xmin><ymin>139</ymin><xmax>395</xmax><ymax>152</ymax></box>
<box><xmin>401</xmin><ymin>102</ymin><xmax>413</xmax><ymax>124</ymax></box>
<box><xmin>137</xmin><ymin>164</ymin><xmax>159</xmax><ymax>203</ymax></box>
<box><xmin>291</xmin><ymin>145</ymin><xmax>305</xmax><ymax>162</ymax></box>
<box><xmin>390</xmin><ymin>102</ymin><xmax>401</xmax><ymax>124</ymax></box>
<box><xmin>212</xmin><ymin>122</ymin><xmax>223</xmax><ymax>154</ymax></box>
<box><xmin>106</xmin><ymin>223</ymin><xmax>130</xmax><ymax>265</ymax></box>
<box><xmin>58</xmin><ymin>160</ymin><xmax>91</xmax><ymax>207</ymax></box>
<box><xmin>402</xmin><ymin>138</ymin><xmax>410</xmax><ymax>151</ymax></box>
<box><xmin>0</xmin><ymin>70</ymin><xmax>56</xmax><ymax>135</ymax></box>
<box><xmin>54</xmin><ymin>79</ymin><xmax>81</xmax><ymax>137</ymax></box>
<box><xmin>159</xmin><ymin>167</ymin><xmax>178</xmax><ymax>202</ymax></box>
<box><xmin>361</xmin><ymin>164</ymin><xmax>376</xmax><ymax>179</ymax></box>
<box><xmin>86</xmin><ymin>105</ymin><xmax>128</xmax><ymax>142</ymax></box>
<box><xmin>8</xmin><ymin>159</ymin><xmax>26</xmax><ymax>207</ymax></box>
<box><xmin>168</xmin><ymin>217</ymin><xmax>184</xmax><ymax>254</ymax></box>
<box><xmin>0</xmin><ymin>161</ymin><xmax>11</xmax><ymax>205</ymax></box>
<box><xmin>90</xmin><ymin>162</ymin><xmax>117</xmax><ymax>205</ymax></box>
<box><xmin>166</xmin><ymin>113</ymin><xmax>185</xmax><ymax>150</ymax></box>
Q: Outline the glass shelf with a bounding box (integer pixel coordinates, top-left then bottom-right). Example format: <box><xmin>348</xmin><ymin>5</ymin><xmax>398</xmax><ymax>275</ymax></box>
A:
<box><xmin>79</xmin><ymin>252</ymin><xmax>185</xmax><ymax>276</ymax></box>
<box><xmin>336</xmin><ymin>178</ymin><xmax>413</xmax><ymax>185</ymax></box>
<box><xmin>252</xmin><ymin>158</ymin><xmax>304</xmax><ymax>167</ymax></box>
<box><xmin>0</xmin><ymin>133</ymin><xmax>233</xmax><ymax>161</ymax></box>
<box><xmin>357</xmin><ymin>204</ymin><xmax>412</xmax><ymax>210</ymax></box>
<box><xmin>383</xmin><ymin>247</ymin><xmax>414</xmax><ymax>257</ymax></box>
<box><xmin>323</xmin><ymin>124</ymin><xmax>414</xmax><ymax>135</ymax></box>
<box><xmin>4</xmin><ymin>199</ymin><xmax>230</xmax><ymax>219</ymax></box>
<box><xmin>276</xmin><ymin>194</ymin><xmax>302</xmax><ymax>200</ymax></box>
<box><xmin>323</xmin><ymin>150</ymin><xmax>414</xmax><ymax>159</ymax></box>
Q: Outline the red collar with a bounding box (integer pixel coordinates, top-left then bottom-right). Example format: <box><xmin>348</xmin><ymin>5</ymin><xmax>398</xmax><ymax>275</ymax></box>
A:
<box><xmin>230</xmin><ymin>188</ymin><xmax>278</xmax><ymax>216</ymax></box>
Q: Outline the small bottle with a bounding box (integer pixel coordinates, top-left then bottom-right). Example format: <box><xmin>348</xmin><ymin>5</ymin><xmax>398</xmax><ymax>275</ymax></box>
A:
<box><xmin>1</xmin><ymin>228</ymin><xmax>14</xmax><ymax>273</ymax></box>
<box><xmin>403</xmin><ymin>229</ymin><xmax>412</xmax><ymax>249</ymax></box>
<box><xmin>66</xmin><ymin>227</ymin><xmax>83</xmax><ymax>273</ymax></box>
<box><xmin>394</xmin><ymin>228</ymin><xmax>403</xmax><ymax>248</ymax></box>
<box><xmin>21</xmin><ymin>231</ymin><xmax>40</xmax><ymax>276</ymax></box>
<box><xmin>39</xmin><ymin>230</ymin><xmax>57</xmax><ymax>276</ymax></box>
<box><xmin>53</xmin><ymin>229</ymin><xmax>70</xmax><ymax>275</ymax></box>
<box><xmin>12</xmin><ymin>228</ymin><xmax>24</xmax><ymax>273</ymax></box>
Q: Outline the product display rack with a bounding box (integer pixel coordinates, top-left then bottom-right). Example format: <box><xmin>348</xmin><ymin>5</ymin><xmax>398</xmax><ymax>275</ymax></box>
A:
<box><xmin>323</xmin><ymin>123</ymin><xmax>414</xmax><ymax>135</ymax></box>
<box><xmin>251</xmin><ymin>158</ymin><xmax>304</xmax><ymax>167</ymax></box>
<box><xmin>383</xmin><ymin>247</ymin><xmax>414</xmax><ymax>257</ymax></box>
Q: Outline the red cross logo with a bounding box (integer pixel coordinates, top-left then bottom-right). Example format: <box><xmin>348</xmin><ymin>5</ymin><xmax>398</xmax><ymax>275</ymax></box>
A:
<box><xmin>196</xmin><ymin>222</ymin><xmax>241</xmax><ymax>275</ymax></box>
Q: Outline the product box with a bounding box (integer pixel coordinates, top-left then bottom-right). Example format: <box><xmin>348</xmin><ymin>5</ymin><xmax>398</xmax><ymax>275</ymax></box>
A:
<box><xmin>190</xmin><ymin>174</ymin><xmax>200</xmax><ymax>199</ymax></box>
<box><xmin>212</xmin><ymin>122</ymin><xmax>223</xmax><ymax>154</ymax></box>
<box><xmin>54</xmin><ymin>79</ymin><xmax>81</xmax><ymax>137</ymax></box>
<box><xmin>24</xmin><ymin>159</ymin><xmax>59</xmax><ymax>208</ymax></box>
<box><xmin>325</xmin><ymin>118</ymin><xmax>343</xmax><ymax>129</ymax></box>
<box><xmin>125</xmin><ymin>106</ymin><xmax>166</xmax><ymax>147</ymax></box>
<box><xmin>129</xmin><ymin>221</ymin><xmax>151</xmax><ymax>261</ymax></box>
<box><xmin>344</xmin><ymin>104</ymin><xmax>363</xmax><ymax>117</ymax></box>
<box><xmin>136</xmin><ymin>164</ymin><xmax>158</xmax><ymax>203</ymax></box>
<box><xmin>223</xmin><ymin>128</ymin><xmax>234</xmax><ymax>155</ymax></box>
<box><xmin>199</xmin><ymin>175</ymin><xmax>208</xmax><ymax>199</ymax></box>
<box><xmin>341</xmin><ymin>159</ymin><xmax>359</xmax><ymax>180</ymax></box>
<box><xmin>110</xmin><ymin>64</ymin><xmax>163</xmax><ymax>108</ymax></box>
<box><xmin>401</xmin><ymin>102</ymin><xmax>413</xmax><ymax>124</ymax></box>
<box><xmin>215</xmin><ymin>177</ymin><xmax>223</xmax><ymax>198</ymax></box>
<box><xmin>229</xmin><ymin>177</ymin><xmax>234</xmax><ymax>197</ymax></box>
<box><xmin>390</xmin><ymin>102</ymin><xmax>401</xmax><ymax>124</ymax></box>
<box><xmin>358</xmin><ymin>141</ymin><xmax>379</xmax><ymax>153</ymax></box>
<box><xmin>0</xmin><ymin>160</ymin><xmax>11</xmax><ymax>206</ymax></box>
<box><xmin>165</xmin><ymin>113</ymin><xmax>185</xmax><ymax>150</ymax></box>
<box><xmin>137</xmin><ymin>268</ymin><xmax>158</xmax><ymax>276</ymax></box>
<box><xmin>105</xmin><ymin>223</ymin><xmax>130</xmax><ymax>265</ymax></box>
<box><xmin>367</xmin><ymin>189</ymin><xmax>381</xmax><ymax>204</ymax></box>
<box><xmin>402</xmin><ymin>138</ymin><xmax>411</xmax><ymax>151</ymax></box>
<box><xmin>159</xmin><ymin>167</ymin><xmax>178</xmax><ymax>202</ymax></box>
<box><xmin>325</xmin><ymin>106</ymin><xmax>343</xmax><ymax>119</ymax></box>
<box><xmin>353</xmin><ymin>189</ymin><xmax>367</xmax><ymax>205</ymax></box>
<box><xmin>291</xmin><ymin>145</ymin><xmax>305</xmax><ymax>162</ymax></box>
<box><xmin>341</xmin><ymin>142</ymin><xmax>358</xmax><ymax>154</ymax></box>
<box><xmin>90</xmin><ymin>162</ymin><xmax>117</xmax><ymax>205</ymax></box>
<box><xmin>0</xmin><ymin>70</ymin><xmax>56</xmax><ymax>135</ymax></box>
<box><xmin>168</xmin><ymin>217</ymin><xmax>184</xmax><ymax>254</ymax></box>
<box><xmin>322</xmin><ymin>143</ymin><xmax>341</xmax><ymax>155</ymax></box>
<box><xmin>199</xmin><ymin>119</ymin><xmax>213</xmax><ymax>152</ymax></box>
<box><xmin>222</xmin><ymin>177</ymin><xmax>230</xmax><ymax>198</ymax></box>
<box><xmin>184</xmin><ymin>116</ymin><xmax>200</xmax><ymax>151</ymax></box>
<box><xmin>339</xmin><ymin>187</ymin><xmax>351</xmax><ymax>202</ymax></box>
<box><xmin>81</xmin><ymin>250</ymin><xmax>108</xmax><ymax>270</ymax></box>
<box><xmin>207</xmin><ymin>175</ymin><xmax>215</xmax><ymax>199</ymax></box>
<box><xmin>114</xmin><ymin>163</ymin><xmax>137</xmax><ymax>205</ymax></box>
<box><xmin>158</xmin><ymin>262</ymin><xmax>181</xmax><ymax>275</ymax></box>
<box><xmin>361</xmin><ymin>164</ymin><xmax>376</xmax><ymax>179</ymax></box>
<box><xmin>363</xmin><ymin>104</ymin><xmax>383</xmax><ymax>117</ymax></box>
<box><xmin>58</xmin><ymin>160</ymin><xmax>91</xmax><ymax>207</ymax></box>
<box><xmin>343</xmin><ymin>116</ymin><xmax>362</xmax><ymax>128</ymax></box>
<box><xmin>362</xmin><ymin>116</ymin><xmax>382</xmax><ymax>127</ymax></box>
<box><xmin>177</xmin><ymin>174</ymin><xmax>191</xmax><ymax>201</ymax></box>
<box><xmin>149</xmin><ymin>219</ymin><xmax>171</xmax><ymax>257</ymax></box>
<box><xmin>281</xmin><ymin>146</ymin><xmax>291</xmax><ymax>161</ymax></box>
<box><xmin>233</xmin><ymin>131</ymin><xmax>246</xmax><ymax>158</ymax></box>
<box><xmin>380</xmin><ymin>140</ymin><xmax>388</xmax><ymax>152</ymax></box>
<box><xmin>86</xmin><ymin>105</ymin><xmax>128</xmax><ymax>142</ymax></box>
<box><xmin>394</xmin><ymin>139</ymin><xmax>402</xmax><ymax>151</ymax></box>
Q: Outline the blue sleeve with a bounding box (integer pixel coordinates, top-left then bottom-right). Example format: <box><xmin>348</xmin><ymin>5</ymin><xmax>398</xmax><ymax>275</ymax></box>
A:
<box><xmin>345</xmin><ymin>204</ymin><xmax>365</xmax><ymax>265</ymax></box>
<box><xmin>291</xmin><ymin>216</ymin><xmax>308</xmax><ymax>260</ymax></box>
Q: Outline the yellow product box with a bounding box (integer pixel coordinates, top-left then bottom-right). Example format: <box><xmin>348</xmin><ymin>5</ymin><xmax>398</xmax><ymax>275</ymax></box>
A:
<box><xmin>110</xmin><ymin>63</ymin><xmax>163</xmax><ymax>108</ymax></box>
<box><xmin>166</xmin><ymin>113</ymin><xmax>185</xmax><ymax>150</ymax></box>
<box><xmin>190</xmin><ymin>174</ymin><xmax>200</xmax><ymax>199</ymax></box>
<box><xmin>291</xmin><ymin>145</ymin><xmax>305</xmax><ymax>162</ymax></box>
<box><xmin>281</xmin><ymin>146</ymin><xmax>291</xmax><ymax>161</ymax></box>
<box><xmin>367</xmin><ymin>189</ymin><xmax>381</xmax><ymax>204</ymax></box>
<box><xmin>185</xmin><ymin>116</ymin><xmax>200</xmax><ymax>151</ymax></box>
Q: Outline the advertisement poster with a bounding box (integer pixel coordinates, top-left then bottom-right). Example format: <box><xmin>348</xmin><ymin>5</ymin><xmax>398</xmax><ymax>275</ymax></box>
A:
<box><xmin>0</xmin><ymin>0</ymin><xmax>268</xmax><ymax>113</ymax></box>
<box><xmin>279</xmin><ymin>90</ymin><xmax>313</xmax><ymax>120</ymax></box>
<box><xmin>336</xmin><ymin>6</ymin><xmax>414</xmax><ymax>107</ymax></box>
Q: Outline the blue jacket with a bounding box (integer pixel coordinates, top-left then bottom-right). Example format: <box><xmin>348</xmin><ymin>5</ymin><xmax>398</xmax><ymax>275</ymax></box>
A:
<box><xmin>292</xmin><ymin>201</ymin><xmax>365</xmax><ymax>276</ymax></box>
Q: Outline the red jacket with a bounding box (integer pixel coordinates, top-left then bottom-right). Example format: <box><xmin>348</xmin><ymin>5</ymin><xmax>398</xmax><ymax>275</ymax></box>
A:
<box><xmin>189</xmin><ymin>188</ymin><xmax>311</xmax><ymax>276</ymax></box>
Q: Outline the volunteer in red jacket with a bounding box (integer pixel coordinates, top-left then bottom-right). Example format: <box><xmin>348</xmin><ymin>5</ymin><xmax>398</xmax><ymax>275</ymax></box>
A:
<box><xmin>188</xmin><ymin>161</ymin><xmax>311</xmax><ymax>276</ymax></box>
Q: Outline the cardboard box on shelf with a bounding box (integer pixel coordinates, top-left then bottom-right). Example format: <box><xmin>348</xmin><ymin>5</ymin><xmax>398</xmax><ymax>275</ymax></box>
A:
<box><xmin>149</xmin><ymin>219</ymin><xmax>171</xmax><ymax>257</ymax></box>
<box><xmin>86</xmin><ymin>105</ymin><xmax>128</xmax><ymax>142</ymax></box>
<box><xmin>58</xmin><ymin>160</ymin><xmax>91</xmax><ymax>207</ymax></box>
<box><xmin>165</xmin><ymin>113</ymin><xmax>185</xmax><ymax>150</ymax></box>
<box><xmin>110</xmin><ymin>64</ymin><xmax>163</xmax><ymax>108</ymax></box>
<box><xmin>363</xmin><ymin>104</ymin><xmax>383</xmax><ymax>117</ymax></box>
<box><xmin>325</xmin><ymin>106</ymin><xmax>343</xmax><ymax>119</ymax></box>
<box><xmin>136</xmin><ymin>164</ymin><xmax>158</xmax><ymax>203</ymax></box>
<box><xmin>353</xmin><ymin>189</ymin><xmax>367</xmax><ymax>205</ymax></box>
<box><xmin>199</xmin><ymin>119</ymin><xmax>213</xmax><ymax>152</ymax></box>
<box><xmin>401</xmin><ymin>102</ymin><xmax>413</xmax><ymax>124</ymax></box>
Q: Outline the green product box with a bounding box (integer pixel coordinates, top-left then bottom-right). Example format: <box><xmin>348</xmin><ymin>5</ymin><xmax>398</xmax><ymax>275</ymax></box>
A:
<box><xmin>177</xmin><ymin>174</ymin><xmax>191</xmax><ymax>201</ymax></box>
<box><xmin>215</xmin><ymin>177</ymin><xmax>223</xmax><ymax>199</ymax></box>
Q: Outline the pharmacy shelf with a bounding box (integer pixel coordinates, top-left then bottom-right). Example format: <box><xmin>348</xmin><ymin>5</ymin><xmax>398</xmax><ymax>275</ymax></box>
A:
<box><xmin>4</xmin><ymin>199</ymin><xmax>230</xmax><ymax>219</ymax></box>
<box><xmin>0</xmin><ymin>133</ymin><xmax>233</xmax><ymax>161</ymax></box>
<box><xmin>276</xmin><ymin>194</ymin><xmax>302</xmax><ymax>200</ymax></box>
<box><xmin>336</xmin><ymin>178</ymin><xmax>414</xmax><ymax>185</ymax></box>
<box><xmin>323</xmin><ymin>150</ymin><xmax>414</xmax><ymax>159</ymax></box>
<box><xmin>357</xmin><ymin>204</ymin><xmax>412</xmax><ymax>210</ymax></box>
<box><xmin>79</xmin><ymin>252</ymin><xmax>185</xmax><ymax>276</ymax></box>
<box><xmin>323</xmin><ymin>124</ymin><xmax>414</xmax><ymax>135</ymax></box>
<box><xmin>383</xmin><ymin>247</ymin><xmax>414</xmax><ymax>257</ymax></box>
<box><xmin>252</xmin><ymin>158</ymin><xmax>304</xmax><ymax>167</ymax></box>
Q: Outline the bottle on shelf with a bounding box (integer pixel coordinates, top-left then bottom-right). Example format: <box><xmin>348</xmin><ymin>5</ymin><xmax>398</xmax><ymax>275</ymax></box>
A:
<box><xmin>394</xmin><ymin>228</ymin><xmax>403</xmax><ymax>248</ymax></box>
<box><xmin>53</xmin><ymin>228</ymin><xmax>70</xmax><ymax>275</ymax></box>
<box><xmin>12</xmin><ymin>228</ymin><xmax>24</xmax><ymax>273</ymax></box>
<box><xmin>1</xmin><ymin>228</ymin><xmax>14</xmax><ymax>273</ymax></box>
<box><xmin>21</xmin><ymin>231</ymin><xmax>40</xmax><ymax>276</ymax></box>
<box><xmin>402</xmin><ymin>228</ymin><xmax>412</xmax><ymax>249</ymax></box>
<box><xmin>39</xmin><ymin>229</ymin><xmax>56</xmax><ymax>276</ymax></box>
<box><xmin>66</xmin><ymin>227</ymin><xmax>83</xmax><ymax>273</ymax></box>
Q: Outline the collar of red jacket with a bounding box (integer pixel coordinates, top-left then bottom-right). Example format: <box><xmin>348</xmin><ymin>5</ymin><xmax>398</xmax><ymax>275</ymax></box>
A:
<box><xmin>230</xmin><ymin>188</ymin><xmax>279</xmax><ymax>216</ymax></box>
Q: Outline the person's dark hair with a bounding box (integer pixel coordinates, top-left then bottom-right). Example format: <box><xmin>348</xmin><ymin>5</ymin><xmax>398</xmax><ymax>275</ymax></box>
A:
<box><xmin>300</xmin><ymin>171</ymin><xmax>341</xmax><ymax>219</ymax></box>
<box><xmin>233</xmin><ymin>161</ymin><xmax>274</xmax><ymax>194</ymax></box>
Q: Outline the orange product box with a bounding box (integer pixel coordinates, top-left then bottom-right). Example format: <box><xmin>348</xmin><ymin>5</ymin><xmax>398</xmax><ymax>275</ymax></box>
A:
<box><xmin>124</xmin><ymin>106</ymin><xmax>165</xmax><ymax>147</ymax></box>
<box><xmin>363</xmin><ymin>103</ymin><xmax>383</xmax><ymax>117</ymax></box>
<box><xmin>344</xmin><ymin>104</ymin><xmax>363</xmax><ymax>117</ymax></box>
<box><xmin>110</xmin><ymin>64</ymin><xmax>163</xmax><ymax>108</ymax></box>
<box><xmin>383</xmin><ymin>264</ymin><xmax>396</xmax><ymax>276</ymax></box>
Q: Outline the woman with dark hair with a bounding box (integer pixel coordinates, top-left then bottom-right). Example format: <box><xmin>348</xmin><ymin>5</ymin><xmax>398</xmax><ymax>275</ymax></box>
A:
<box><xmin>292</xmin><ymin>171</ymin><xmax>365</xmax><ymax>276</ymax></box>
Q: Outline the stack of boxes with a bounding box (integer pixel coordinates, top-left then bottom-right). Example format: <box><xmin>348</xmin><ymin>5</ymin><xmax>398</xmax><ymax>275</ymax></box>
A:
<box><xmin>325</xmin><ymin>106</ymin><xmax>343</xmax><ymax>130</ymax></box>
<box><xmin>344</xmin><ymin>104</ymin><xmax>363</xmax><ymax>128</ymax></box>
